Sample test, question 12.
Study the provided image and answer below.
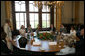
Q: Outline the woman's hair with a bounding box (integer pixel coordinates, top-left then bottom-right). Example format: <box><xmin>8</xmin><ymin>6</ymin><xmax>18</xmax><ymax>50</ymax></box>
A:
<box><xmin>20</xmin><ymin>25</ymin><xmax>25</xmax><ymax>29</ymax></box>
<box><xmin>71</xmin><ymin>26</ymin><xmax>75</xmax><ymax>30</ymax></box>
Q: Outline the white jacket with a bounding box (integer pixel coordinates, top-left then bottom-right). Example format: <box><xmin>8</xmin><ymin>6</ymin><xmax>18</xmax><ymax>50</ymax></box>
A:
<box><xmin>4</xmin><ymin>23</ymin><xmax>13</xmax><ymax>51</ymax></box>
<box><xmin>57</xmin><ymin>46</ymin><xmax>75</xmax><ymax>55</ymax></box>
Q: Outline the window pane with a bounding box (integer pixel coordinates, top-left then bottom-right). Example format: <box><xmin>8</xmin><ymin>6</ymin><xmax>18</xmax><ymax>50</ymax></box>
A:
<box><xmin>47</xmin><ymin>21</ymin><xmax>50</xmax><ymax>27</ymax></box>
<box><xmin>35</xmin><ymin>21</ymin><xmax>38</xmax><ymax>28</ymax></box>
<box><xmin>30</xmin><ymin>22</ymin><xmax>34</xmax><ymax>28</ymax></box>
<box><xmin>16</xmin><ymin>22</ymin><xmax>20</xmax><ymax>29</ymax></box>
<box><xmin>42</xmin><ymin>14</ymin><xmax>46</xmax><ymax>20</ymax></box>
<box><xmin>21</xmin><ymin>1</ymin><xmax>25</xmax><ymax>4</ymax></box>
<box><xmin>29</xmin><ymin>2</ymin><xmax>38</xmax><ymax>12</ymax></box>
<box><xmin>42</xmin><ymin>5</ymin><xmax>47</xmax><ymax>12</ymax></box>
<box><xmin>47</xmin><ymin>6</ymin><xmax>50</xmax><ymax>12</ymax></box>
<box><xmin>42</xmin><ymin>13</ymin><xmax>50</xmax><ymax>28</ymax></box>
<box><xmin>21</xmin><ymin>4</ymin><xmax>26</xmax><ymax>11</ymax></box>
<box><xmin>47</xmin><ymin>14</ymin><xmax>50</xmax><ymax>21</ymax></box>
<box><xmin>29</xmin><ymin>1</ymin><xmax>34</xmax><ymax>3</ymax></box>
<box><xmin>20</xmin><ymin>13</ymin><xmax>24</xmax><ymax>21</ymax></box>
<box><xmin>29</xmin><ymin>13</ymin><xmax>34</xmax><ymax>21</ymax></box>
<box><xmin>35</xmin><ymin>14</ymin><xmax>38</xmax><ymax>20</ymax></box>
<box><xmin>20</xmin><ymin>22</ymin><xmax>24</xmax><ymax>26</ymax></box>
<box><xmin>29</xmin><ymin>13</ymin><xmax>39</xmax><ymax>28</ymax></box>
<box><xmin>15</xmin><ymin>1</ymin><xmax>26</xmax><ymax>11</ymax></box>
<box><xmin>16</xmin><ymin>13</ymin><xmax>19</xmax><ymax>21</ymax></box>
<box><xmin>29</xmin><ymin>4</ymin><xmax>34</xmax><ymax>12</ymax></box>
<box><xmin>42</xmin><ymin>20</ymin><xmax>46</xmax><ymax>28</ymax></box>
<box><xmin>15</xmin><ymin>3</ymin><xmax>20</xmax><ymax>11</ymax></box>
<box><xmin>34</xmin><ymin>6</ymin><xmax>38</xmax><ymax>12</ymax></box>
<box><xmin>42</xmin><ymin>5</ymin><xmax>50</xmax><ymax>12</ymax></box>
<box><xmin>15</xmin><ymin>13</ymin><xmax>27</xmax><ymax>29</ymax></box>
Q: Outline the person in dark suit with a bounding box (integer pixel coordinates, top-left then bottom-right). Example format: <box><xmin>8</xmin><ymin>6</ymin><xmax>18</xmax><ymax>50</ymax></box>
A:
<box><xmin>60</xmin><ymin>24</ymin><xmax>67</xmax><ymax>33</ymax></box>
<box><xmin>75</xmin><ymin>27</ymin><xmax>84</xmax><ymax>55</ymax></box>
<box><xmin>18</xmin><ymin>37</ymin><xmax>28</xmax><ymax>48</ymax></box>
<box><xmin>1</xmin><ymin>27</ymin><xmax>12</xmax><ymax>55</ymax></box>
<box><xmin>49</xmin><ymin>24</ymin><xmax>56</xmax><ymax>32</ymax></box>
<box><xmin>36</xmin><ymin>24</ymin><xmax>41</xmax><ymax>34</ymax></box>
<box><xmin>13</xmin><ymin>37</ymin><xmax>30</xmax><ymax>55</ymax></box>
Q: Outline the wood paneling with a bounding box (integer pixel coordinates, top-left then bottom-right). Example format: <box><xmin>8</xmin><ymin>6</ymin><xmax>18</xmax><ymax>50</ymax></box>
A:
<box><xmin>75</xmin><ymin>1</ymin><xmax>79</xmax><ymax>24</ymax></box>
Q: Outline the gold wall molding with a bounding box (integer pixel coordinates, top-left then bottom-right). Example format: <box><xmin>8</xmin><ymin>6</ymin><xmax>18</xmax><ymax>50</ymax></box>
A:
<box><xmin>5</xmin><ymin>1</ymin><xmax>13</xmax><ymax>30</ymax></box>
<box><xmin>56</xmin><ymin>6</ymin><xmax>57</xmax><ymax>30</ymax></box>
<box><xmin>56</xmin><ymin>6</ymin><xmax>62</xmax><ymax>32</ymax></box>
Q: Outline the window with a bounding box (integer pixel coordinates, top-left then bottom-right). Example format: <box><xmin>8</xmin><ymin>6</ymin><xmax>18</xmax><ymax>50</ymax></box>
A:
<box><xmin>42</xmin><ymin>5</ymin><xmax>50</xmax><ymax>28</ymax></box>
<box><xmin>29</xmin><ymin>1</ymin><xmax>39</xmax><ymax>28</ymax></box>
<box><xmin>14</xmin><ymin>1</ymin><xmax>27</xmax><ymax>29</ymax></box>
<box><xmin>13</xmin><ymin>1</ymin><xmax>51</xmax><ymax>30</ymax></box>
<box><xmin>42</xmin><ymin>13</ymin><xmax>50</xmax><ymax>28</ymax></box>
<box><xmin>29</xmin><ymin>13</ymin><xmax>39</xmax><ymax>28</ymax></box>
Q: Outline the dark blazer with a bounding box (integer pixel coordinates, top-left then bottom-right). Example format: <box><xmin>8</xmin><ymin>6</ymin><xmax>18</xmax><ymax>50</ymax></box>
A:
<box><xmin>49</xmin><ymin>27</ymin><xmax>56</xmax><ymax>32</ymax></box>
<box><xmin>75</xmin><ymin>36</ymin><xmax>84</xmax><ymax>55</ymax></box>
<box><xmin>60</xmin><ymin>27</ymin><xmax>67</xmax><ymax>33</ymax></box>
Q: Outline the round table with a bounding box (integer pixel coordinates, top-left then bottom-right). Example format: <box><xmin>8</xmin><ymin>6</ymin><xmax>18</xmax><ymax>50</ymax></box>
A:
<box><xmin>12</xmin><ymin>32</ymin><xmax>65</xmax><ymax>52</ymax></box>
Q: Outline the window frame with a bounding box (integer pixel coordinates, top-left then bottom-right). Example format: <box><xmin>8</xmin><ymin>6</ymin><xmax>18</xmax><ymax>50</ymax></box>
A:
<box><xmin>12</xmin><ymin>1</ymin><xmax>54</xmax><ymax>31</ymax></box>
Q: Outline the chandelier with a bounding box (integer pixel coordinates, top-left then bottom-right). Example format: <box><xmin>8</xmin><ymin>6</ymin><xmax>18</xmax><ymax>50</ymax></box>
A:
<box><xmin>34</xmin><ymin>1</ymin><xmax>64</xmax><ymax>9</ymax></box>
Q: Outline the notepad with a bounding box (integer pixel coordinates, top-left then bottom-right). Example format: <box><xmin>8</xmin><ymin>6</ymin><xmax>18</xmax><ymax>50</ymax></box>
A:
<box><xmin>33</xmin><ymin>42</ymin><xmax>41</xmax><ymax>46</ymax></box>
<box><xmin>49</xmin><ymin>42</ymin><xmax>57</xmax><ymax>45</ymax></box>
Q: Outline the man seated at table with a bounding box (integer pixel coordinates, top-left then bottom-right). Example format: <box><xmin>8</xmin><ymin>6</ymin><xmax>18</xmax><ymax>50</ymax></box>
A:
<box><xmin>18</xmin><ymin>37</ymin><xmax>28</xmax><ymax>50</ymax></box>
<box><xmin>49</xmin><ymin>24</ymin><xmax>56</xmax><ymax>33</ymax></box>
<box><xmin>75</xmin><ymin>27</ymin><xmax>84</xmax><ymax>55</ymax></box>
<box><xmin>60</xmin><ymin>24</ymin><xmax>67</xmax><ymax>33</ymax></box>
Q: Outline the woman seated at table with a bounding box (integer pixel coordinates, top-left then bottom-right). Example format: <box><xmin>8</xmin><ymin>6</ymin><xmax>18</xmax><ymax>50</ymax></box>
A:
<box><xmin>36</xmin><ymin>24</ymin><xmax>41</xmax><ymax>34</ymax></box>
<box><xmin>70</xmin><ymin>26</ymin><xmax>76</xmax><ymax>36</ymax></box>
<box><xmin>27</xmin><ymin>25</ymin><xmax>33</xmax><ymax>33</ymax></box>
<box><xmin>49</xmin><ymin>24</ymin><xmax>56</xmax><ymax>33</ymax></box>
<box><xmin>19</xmin><ymin>25</ymin><xmax>26</xmax><ymax>36</ymax></box>
<box><xmin>56</xmin><ymin>35</ymin><xmax>76</xmax><ymax>55</ymax></box>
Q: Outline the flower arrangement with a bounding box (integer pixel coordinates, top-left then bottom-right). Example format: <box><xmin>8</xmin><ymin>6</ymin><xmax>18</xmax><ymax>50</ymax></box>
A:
<box><xmin>37</xmin><ymin>32</ymin><xmax>54</xmax><ymax>40</ymax></box>
<box><xmin>63</xmin><ymin>35</ymin><xmax>76</xmax><ymax>47</ymax></box>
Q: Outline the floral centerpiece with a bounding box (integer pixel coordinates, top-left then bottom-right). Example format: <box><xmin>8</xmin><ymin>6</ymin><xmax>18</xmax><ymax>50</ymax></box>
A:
<box><xmin>37</xmin><ymin>32</ymin><xmax>55</xmax><ymax>40</ymax></box>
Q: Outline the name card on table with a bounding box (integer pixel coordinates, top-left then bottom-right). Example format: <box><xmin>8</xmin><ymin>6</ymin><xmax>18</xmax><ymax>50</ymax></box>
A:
<box><xmin>33</xmin><ymin>42</ymin><xmax>41</xmax><ymax>46</ymax></box>
<box><xmin>49</xmin><ymin>42</ymin><xmax>57</xmax><ymax>45</ymax></box>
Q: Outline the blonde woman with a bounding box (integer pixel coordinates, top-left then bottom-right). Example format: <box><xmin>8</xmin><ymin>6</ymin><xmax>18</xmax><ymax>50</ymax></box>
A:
<box><xmin>19</xmin><ymin>25</ymin><xmax>26</xmax><ymax>37</ymax></box>
<box><xmin>4</xmin><ymin>19</ymin><xmax>13</xmax><ymax>51</ymax></box>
